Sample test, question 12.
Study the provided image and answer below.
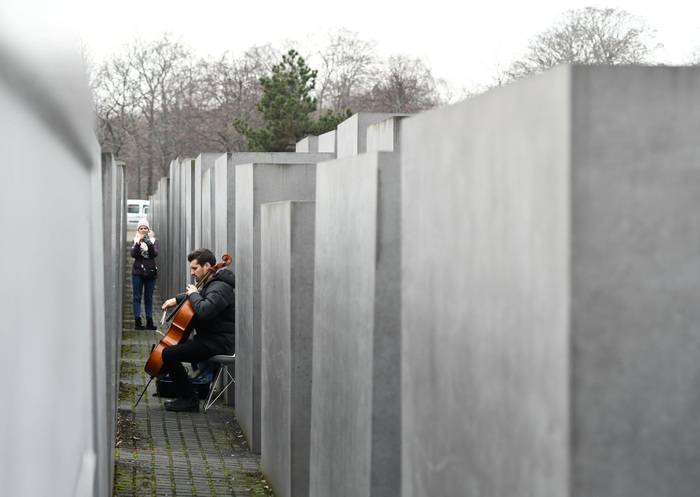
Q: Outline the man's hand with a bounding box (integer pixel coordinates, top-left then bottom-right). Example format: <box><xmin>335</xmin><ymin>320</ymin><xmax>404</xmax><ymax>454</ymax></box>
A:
<box><xmin>162</xmin><ymin>298</ymin><xmax>177</xmax><ymax>310</ymax></box>
<box><xmin>186</xmin><ymin>284</ymin><xmax>199</xmax><ymax>296</ymax></box>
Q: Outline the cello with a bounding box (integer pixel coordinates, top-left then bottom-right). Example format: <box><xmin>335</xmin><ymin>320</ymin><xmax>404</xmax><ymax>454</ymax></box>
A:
<box><xmin>144</xmin><ymin>253</ymin><xmax>232</xmax><ymax>378</ymax></box>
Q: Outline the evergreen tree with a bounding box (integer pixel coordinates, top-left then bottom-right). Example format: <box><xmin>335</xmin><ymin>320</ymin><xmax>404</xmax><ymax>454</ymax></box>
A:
<box><xmin>310</xmin><ymin>107</ymin><xmax>353</xmax><ymax>135</ymax></box>
<box><xmin>235</xmin><ymin>49</ymin><xmax>351</xmax><ymax>151</ymax></box>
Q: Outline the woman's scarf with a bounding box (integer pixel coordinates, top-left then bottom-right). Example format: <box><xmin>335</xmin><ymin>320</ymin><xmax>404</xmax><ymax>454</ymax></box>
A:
<box><xmin>133</xmin><ymin>231</ymin><xmax>156</xmax><ymax>258</ymax></box>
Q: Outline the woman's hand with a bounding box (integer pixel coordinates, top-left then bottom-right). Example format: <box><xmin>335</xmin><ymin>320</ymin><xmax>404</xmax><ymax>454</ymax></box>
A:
<box><xmin>162</xmin><ymin>298</ymin><xmax>177</xmax><ymax>310</ymax></box>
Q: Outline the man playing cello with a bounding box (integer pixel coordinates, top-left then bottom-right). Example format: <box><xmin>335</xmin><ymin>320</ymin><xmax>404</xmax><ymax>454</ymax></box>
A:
<box><xmin>160</xmin><ymin>248</ymin><xmax>235</xmax><ymax>412</ymax></box>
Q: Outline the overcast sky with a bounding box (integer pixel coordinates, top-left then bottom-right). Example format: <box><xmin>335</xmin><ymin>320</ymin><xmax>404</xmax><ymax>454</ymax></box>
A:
<box><xmin>2</xmin><ymin>0</ymin><xmax>700</xmax><ymax>91</ymax></box>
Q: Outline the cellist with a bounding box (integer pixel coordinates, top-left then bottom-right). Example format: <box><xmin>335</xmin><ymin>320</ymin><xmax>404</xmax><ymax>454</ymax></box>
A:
<box><xmin>159</xmin><ymin>248</ymin><xmax>236</xmax><ymax>412</ymax></box>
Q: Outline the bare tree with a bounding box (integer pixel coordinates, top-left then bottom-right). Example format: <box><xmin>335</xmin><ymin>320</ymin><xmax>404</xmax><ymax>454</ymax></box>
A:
<box><xmin>360</xmin><ymin>54</ymin><xmax>442</xmax><ymax>113</ymax></box>
<box><xmin>91</xmin><ymin>29</ymin><xmax>449</xmax><ymax>196</ymax></box>
<box><xmin>196</xmin><ymin>45</ymin><xmax>279</xmax><ymax>152</ymax></box>
<box><xmin>503</xmin><ymin>7</ymin><xmax>658</xmax><ymax>82</ymax></box>
<box><xmin>93</xmin><ymin>55</ymin><xmax>140</xmax><ymax>157</ymax></box>
<box><xmin>128</xmin><ymin>34</ymin><xmax>195</xmax><ymax>196</ymax></box>
<box><xmin>310</xmin><ymin>29</ymin><xmax>377</xmax><ymax>115</ymax></box>
<box><xmin>684</xmin><ymin>44</ymin><xmax>700</xmax><ymax>66</ymax></box>
<box><xmin>92</xmin><ymin>35</ymin><xmax>280</xmax><ymax>197</ymax></box>
<box><xmin>92</xmin><ymin>33</ymin><xmax>196</xmax><ymax>197</ymax></box>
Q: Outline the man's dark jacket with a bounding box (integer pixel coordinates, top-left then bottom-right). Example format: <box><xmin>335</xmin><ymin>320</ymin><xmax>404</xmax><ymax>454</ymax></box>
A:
<box><xmin>176</xmin><ymin>267</ymin><xmax>235</xmax><ymax>355</ymax></box>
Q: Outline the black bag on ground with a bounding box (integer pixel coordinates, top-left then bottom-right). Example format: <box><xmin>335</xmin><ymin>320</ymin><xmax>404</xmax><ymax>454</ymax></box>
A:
<box><xmin>156</xmin><ymin>376</ymin><xmax>210</xmax><ymax>399</ymax></box>
<box><xmin>141</xmin><ymin>263</ymin><xmax>158</xmax><ymax>279</ymax></box>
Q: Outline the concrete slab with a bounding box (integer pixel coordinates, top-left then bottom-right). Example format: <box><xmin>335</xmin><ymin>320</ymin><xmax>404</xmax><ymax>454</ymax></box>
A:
<box><xmin>401</xmin><ymin>65</ymin><xmax>700</xmax><ymax>497</ymax></box>
<box><xmin>367</xmin><ymin>115</ymin><xmax>410</xmax><ymax>153</ymax></box>
<box><xmin>296</xmin><ymin>135</ymin><xmax>318</xmax><ymax>152</ymax></box>
<box><xmin>336</xmin><ymin>112</ymin><xmax>407</xmax><ymax>158</ymax></box>
<box><xmin>261</xmin><ymin>200</ymin><xmax>316</xmax><ymax>497</ymax></box>
<box><xmin>213</xmin><ymin>152</ymin><xmax>334</xmax><ymax>264</ymax></box>
<box><xmin>194</xmin><ymin>153</ymin><xmax>221</xmax><ymax>249</ymax></box>
<box><xmin>310</xmin><ymin>151</ymin><xmax>401</xmax><ymax>497</ymax></box>
<box><xmin>235</xmin><ymin>162</ymin><xmax>318</xmax><ymax>453</ymax></box>
<box><xmin>318</xmin><ymin>130</ymin><xmax>336</xmax><ymax>153</ymax></box>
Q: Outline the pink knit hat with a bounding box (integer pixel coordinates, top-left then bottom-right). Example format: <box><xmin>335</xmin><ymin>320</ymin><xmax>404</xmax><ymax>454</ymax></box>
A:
<box><xmin>137</xmin><ymin>218</ymin><xmax>150</xmax><ymax>229</ymax></box>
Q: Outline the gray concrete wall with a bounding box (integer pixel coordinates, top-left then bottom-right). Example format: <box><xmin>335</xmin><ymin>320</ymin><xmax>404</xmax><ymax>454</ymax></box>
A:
<box><xmin>401</xmin><ymin>67</ymin><xmax>570</xmax><ymax>497</ymax></box>
<box><xmin>201</xmin><ymin>165</ymin><xmax>214</xmax><ymax>251</ymax></box>
<box><xmin>318</xmin><ymin>130</ymin><xmax>336</xmax><ymax>153</ymax></box>
<box><xmin>214</xmin><ymin>153</ymin><xmax>231</xmax><ymax>263</ymax></box>
<box><xmin>180</xmin><ymin>158</ymin><xmax>195</xmax><ymax>291</ymax></box>
<box><xmin>166</xmin><ymin>158</ymin><xmax>182</xmax><ymax>298</ymax></box>
<box><xmin>210</xmin><ymin>153</ymin><xmax>331</xmax><ymax>408</ymax></box>
<box><xmin>101</xmin><ymin>152</ymin><xmax>126</xmax><ymax>489</ymax></box>
<box><xmin>261</xmin><ymin>201</ymin><xmax>316</xmax><ymax>497</ymax></box>
<box><xmin>150</xmin><ymin>176</ymin><xmax>170</xmax><ymax>295</ymax></box>
<box><xmin>401</xmin><ymin>65</ymin><xmax>700</xmax><ymax>497</ymax></box>
<box><xmin>568</xmin><ymin>66</ymin><xmax>700</xmax><ymax>497</ymax></box>
<box><xmin>235</xmin><ymin>162</ymin><xmax>318</xmax><ymax>453</ymax></box>
<box><xmin>336</xmin><ymin>112</ymin><xmax>405</xmax><ymax>158</ymax></box>
<box><xmin>310</xmin><ymin>152</ymin><xmax>401</xmax><ymax>497</ymax></box>
<box><xmin>0</xmin><ymin>36</ymin><xmax>111</xmax><ymax>496</ymax></box>
<box><xmin>194</xmin><ymin>153</ymin><xmax>220</xmax><ymax>250</ymax></box>
<box><xmin>161</xmin><ymin>157</ymin><xmax>185</xmax><ymax>299</ymax></box>
<box><xmin>184</xmin><ymin>157</ymin><xmax>195</xmax><ymax>252</ymax></box>
<box><xmin>214</xmin><ymin>152</ymin><xmax>334</xmax><ymax>262</ymax></box>
<box><xmin>296</xmin><ymin>135</ymin><xmax>318</xmax><ymax>152</ymax></box>
<box><xmin>367</xmin><ymin>116</ymin><xmax>409</xmax><ymax>153</ymax></box>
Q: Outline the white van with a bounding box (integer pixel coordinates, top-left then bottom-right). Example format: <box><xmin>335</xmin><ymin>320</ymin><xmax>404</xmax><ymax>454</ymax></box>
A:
<box><xmin>127</xmin><ymin>199</ymin><xmax>149</xmax><ymax>227</ymax></box>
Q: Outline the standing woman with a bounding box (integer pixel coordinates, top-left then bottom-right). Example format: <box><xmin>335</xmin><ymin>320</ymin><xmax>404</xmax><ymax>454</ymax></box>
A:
<box><xmin>131</xmin><ymin>218</ymin><xmax>159</xmax><ymax>330</ymax></box>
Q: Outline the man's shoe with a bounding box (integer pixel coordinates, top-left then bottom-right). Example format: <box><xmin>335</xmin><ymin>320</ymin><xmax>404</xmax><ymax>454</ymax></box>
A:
<box><xmin>146</xmin><ymin>318</ymin><xmax>157</xmax><ymax>330</ymax></box>
<box><xmin>164</xmin><ymin>396</ymin><xmax>199</xmax><ymax>412</ymax></box>
<box><xmin>134</xmin><ymin>318</ymin><xmax>145</xmax><ymax>330</ymax></box>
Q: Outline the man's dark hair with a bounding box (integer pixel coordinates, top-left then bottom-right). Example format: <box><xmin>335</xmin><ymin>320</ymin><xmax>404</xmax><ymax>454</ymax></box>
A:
<box><xmin>187</xmin><ymin>248</ymin><xmax>216</xmax><ymax>267</ymax></box>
